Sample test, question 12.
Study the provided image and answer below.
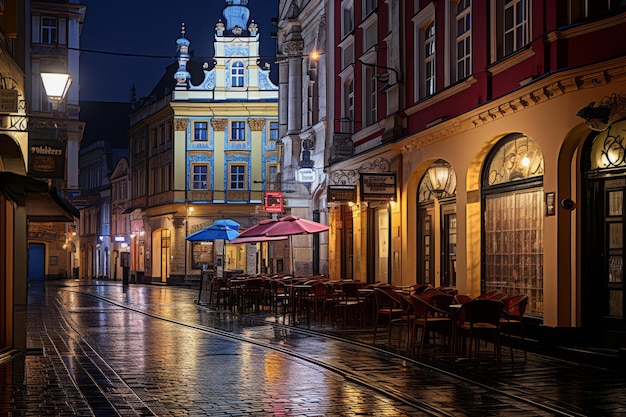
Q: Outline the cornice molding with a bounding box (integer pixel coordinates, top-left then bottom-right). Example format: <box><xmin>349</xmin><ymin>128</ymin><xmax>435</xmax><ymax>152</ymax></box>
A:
<box><xmin>398</xmin><ymin>59</ymin><xmax>626</xmax><ymax>154</ymax></box>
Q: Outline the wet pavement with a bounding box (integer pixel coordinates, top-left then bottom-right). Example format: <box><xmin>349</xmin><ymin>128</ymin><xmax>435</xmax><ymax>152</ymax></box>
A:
<box><xmin>1</xmin><ymin>280</ymin><xmax>626</xmax><ymax>416</ymax></box>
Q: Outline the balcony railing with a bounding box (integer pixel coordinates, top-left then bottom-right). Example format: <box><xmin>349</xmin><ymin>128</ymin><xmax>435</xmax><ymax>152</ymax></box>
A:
<box><xmin>146</xmin><ymin>189</ymin><xmax>266</xmax><ymax>206</ymax></box>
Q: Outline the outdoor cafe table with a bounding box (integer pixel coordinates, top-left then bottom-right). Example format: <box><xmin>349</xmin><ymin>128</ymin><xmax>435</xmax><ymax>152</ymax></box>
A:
<box><xmin>228</xmin><ymin>278</ymin><xmax>248</xmax><ymax>311</ymax></box>
<box><xmin>358</xmin><ymin>288</ymin><xmax>376</xmax><ymax>327</ymax></box>
<box><xmin>287</xmin><ymin>283</ymin><xmax>313</xmax><ymax>324</ymax></box>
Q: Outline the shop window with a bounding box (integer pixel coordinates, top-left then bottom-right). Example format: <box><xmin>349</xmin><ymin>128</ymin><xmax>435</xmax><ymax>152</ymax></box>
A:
<box><xmin>482</xmin><ymin>133</ymin><xmax>545</xmax><ymax>318</ymax></box>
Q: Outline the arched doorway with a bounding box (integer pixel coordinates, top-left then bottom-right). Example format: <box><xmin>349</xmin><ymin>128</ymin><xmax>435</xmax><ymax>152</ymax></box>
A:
<box><xmin>582</xmin><ymin>119</ymin><xmax>626</xmax><ymax>346</ymax></box>
<box><xmin>416</xmin><ymin>159</ymin><xmax>457</xmax><ymax>286</ymax></box>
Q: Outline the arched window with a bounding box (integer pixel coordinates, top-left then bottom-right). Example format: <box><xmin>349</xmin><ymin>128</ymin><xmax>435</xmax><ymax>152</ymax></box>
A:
<box><xmin>483</xmin><ymin>133</ymin><xmax>544</xmax><ymax>318</ymax></box>
<box><xmin>231</xmin><ymin>61</ymin><xmax>245</xmax><ymax>87</ymax></box>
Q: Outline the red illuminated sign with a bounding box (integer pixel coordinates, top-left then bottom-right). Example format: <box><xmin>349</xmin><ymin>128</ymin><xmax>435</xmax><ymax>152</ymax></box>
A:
<box><xmin>265</xmin><ymin>191</ymin><xmax>284</xmax><ymax>213</ymax></box>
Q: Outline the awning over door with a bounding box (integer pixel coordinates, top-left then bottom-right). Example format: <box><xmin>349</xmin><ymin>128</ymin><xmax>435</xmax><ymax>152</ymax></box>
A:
<box><xmin>0</xmin><ymin>172</ymin><xmax>79</xmax><ymax>222</ymax></box>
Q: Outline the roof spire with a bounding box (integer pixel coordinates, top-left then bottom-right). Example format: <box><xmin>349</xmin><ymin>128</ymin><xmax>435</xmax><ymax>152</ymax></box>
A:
<box><xmin>174</xmin><ymin>22</ymin><xmax>191</xmax><ymax>87</ymax></box>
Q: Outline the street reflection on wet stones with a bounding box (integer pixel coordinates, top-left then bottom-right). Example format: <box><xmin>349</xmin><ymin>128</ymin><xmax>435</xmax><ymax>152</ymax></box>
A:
<box><xmin>3</xmin><ymin>281</ymin><xmax>625</xmax><ymax>417</ymax></box>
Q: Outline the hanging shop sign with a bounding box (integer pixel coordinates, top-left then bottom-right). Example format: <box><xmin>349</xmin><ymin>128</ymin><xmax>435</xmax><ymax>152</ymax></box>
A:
<box><xmin>0</xmin><ymin>89</ymin><xmax>18</xmax><ymax>113</ymax></box>
<box><xmin>328</xmin><ymin>185</ymin><xmax>357</xmax><ymax>202</ymax></box>
<box><xmin>360</xmin><ymin>173</ymin><xmax>396</xmax><ymax>201</ymax></box>
<box><xmin>28</xmin><ymin>139</ymin><xmax>66</xmax><ymax>179</ymax></box>
<box><xmin>296</xmin><ymin>168</ymin><xmax>316</xmax><ymax>183</ymax></box>
<box><xmin>265</xmin><ymin>191</ymin><xmax>284</xmax><ymax>213</ymax></box>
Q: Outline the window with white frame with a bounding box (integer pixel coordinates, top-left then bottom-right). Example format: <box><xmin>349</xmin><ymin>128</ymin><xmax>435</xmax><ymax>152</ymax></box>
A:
<box><xmin>343</xmin><ymin>77</ymin><xmax>355</xmax><ymax>132</ymax></box>
<box><xmin>41</xmin><ymin>17</ymin><xmax>58</xmax><ymax>44</ymax></box>
<box><xmin>342</xmin><ymin>0</ymin><xmax>354</xmax><ymax>38</ymax></box>
<box><xmin>496</xmin><ymin>0</ymin><xmax>529</xmax><ymax>59</ymax></box>
<box><xmin>229</xmin><ymin>165</ymin><xmax>246</xmax><ymax>190</ymax></box>
<box><xmin>193</xmin><ymin>121</ymin><xmax>208</xmax><ymax>141</ymax></box>
<box><xmin>192</xmin><ymin>165</ymin><xmax>208</xmax><ymax>190</ymax></box>
<box><xmin>231</xmin><ymin>121</ymin><xmax>245</xmax><ymax>141</ymax></box>
<box><xmin>231</xmin><ymin>61</ymin><xmax>245</xmax><ymax>87</ymax></box>
<box><xmin>363</xmin><ymin>0</ymin><xmax>376</xmax><ymax>17</ymax></box>
<box><xmin>341</xmin><ymin>40</ymin><xmax>355</xmax><ymax>70</ymax></box>
<box><xmin>364</xmin><ymin>64</ymin><xmax>377</xmax><ymax>126</ymax></box>
<box><xmin>454</xmin><ymin>0</ymin><xmax>472</xmax><ymax>82</ymax></box>
<box><xmin>413</xmin><ymin>5</ymin><xmax>436</xmax><ymax>101</ymax></box>
<box><xmin>362</xmin><ymin>16</ymin><xmax>378</xmax><ymax>52</ymax></box>
<box><xmin>423</xmin><ymin>21</ymin><xmax>436</xmax><ymax>97</ymax></box>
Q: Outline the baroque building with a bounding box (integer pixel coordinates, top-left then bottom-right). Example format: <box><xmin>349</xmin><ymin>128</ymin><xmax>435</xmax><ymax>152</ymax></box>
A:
<box><xmin>127</xmin><ymin>0</ymin><xmax>279</xmax><ymax>284</ymax></box>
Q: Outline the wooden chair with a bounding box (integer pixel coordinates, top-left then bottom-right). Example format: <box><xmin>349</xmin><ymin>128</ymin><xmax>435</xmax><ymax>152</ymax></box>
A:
<box><xmin>455</xmin><ymin>299</ymin><xmax>505</xmax><ymax>361</ymax></box>
<box><xmin>270</xmin><ymin>279</ymin><xmax>290</xmax><ymax>315</ymax></box>
<box><xmin>333</xmin><ymin>281</ymin><xmax>364</xmax><ymax>328</ymax></box>
<box><xmin>373</xmin><ymin>288</ymin><xmax>405</xmax><ymax>345</ymax></box>
<box><xmin>500</xmin><ymin>294</ymin><xmax>529</xmax><ymax>359</ymax></box>
<box><xmin>411</xmin><ymin>283</ymin><xmax>434</xmax><ymax>295</ymax></box>
<box><xmin>453</xmin><ymin>294</ymin><xmax>473</xmax><ymax>305</ymax></box>
<box><xmin>408</xmin><ymin>295</ymin><xmax>454</xmax><ymax>354</ymax></box>
<box><xmin>477</xmin><ymin>290</ymin><xmax>504</xmax><ymax>300</ymax></box>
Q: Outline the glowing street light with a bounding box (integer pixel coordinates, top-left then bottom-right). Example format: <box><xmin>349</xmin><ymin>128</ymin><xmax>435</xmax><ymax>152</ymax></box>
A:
<box><xmin>40</xmin><ymin>71</ymin><xmax>72</xmax><ymax>110</ymax></box>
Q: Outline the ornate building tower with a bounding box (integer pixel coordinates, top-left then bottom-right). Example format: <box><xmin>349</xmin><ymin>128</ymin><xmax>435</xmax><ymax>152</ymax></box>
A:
<box><xmin>128</xmin><ymin>0</ymin><xmax>279</xmax><ymax>283</ymax></box>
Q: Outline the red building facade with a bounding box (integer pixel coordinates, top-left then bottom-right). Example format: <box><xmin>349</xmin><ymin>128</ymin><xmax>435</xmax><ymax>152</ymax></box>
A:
<box><xmin>326</xmin><ymin>1</ymin><xmax>626</xmax><ymax>348</ymax></box>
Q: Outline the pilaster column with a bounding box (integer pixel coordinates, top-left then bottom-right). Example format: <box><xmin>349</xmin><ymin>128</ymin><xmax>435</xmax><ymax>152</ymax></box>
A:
<box><xmin>248</xmin><ymin>118</ymin><xmax>266</xmax><ymax>192</ymax></box>
<box><xmin>174</xmin><ymin>118</ymin><xmax>189</xmax><ymax>194</ymax></box>
<box><xmin>211</xmin><ymin>118</ymin><xmax>228</xmax><ymax>201</ymax></box>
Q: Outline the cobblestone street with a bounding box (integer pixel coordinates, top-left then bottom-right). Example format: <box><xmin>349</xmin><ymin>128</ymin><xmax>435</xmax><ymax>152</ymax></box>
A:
<box><xmin>2</xmin><ymin>281</ymin><xmax>625</xmax><ymax>416</ymax></box>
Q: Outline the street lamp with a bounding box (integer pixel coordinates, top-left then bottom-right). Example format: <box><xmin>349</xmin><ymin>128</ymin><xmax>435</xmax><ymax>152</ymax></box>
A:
<box><xmin>40</xmin><ymin>71</ymin><xmax>72</xmax><ymax>110</ymax></box>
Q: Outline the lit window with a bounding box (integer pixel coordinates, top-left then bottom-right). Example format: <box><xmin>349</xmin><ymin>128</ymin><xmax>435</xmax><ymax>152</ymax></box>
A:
<box><xmin>230</xmin><ymin>165</ymin><xmax>246</xmax><ymax>190</ymax></box>
<box><xmin>192</xmin><ymin>165</ymin><xmax>208</xmax><ymax>190</ymax></box>
<box><xmin>231</xmin><ymin>121</ymin><xmax>245</xmax><ymax>141</ymax></box>
<box><xmin>231</xmin><ymin>61</ymin><xmax>245</xmax><ymax>87</ymax></box>
<box><xmin>194</xmin><ymin>121</ymin><xmax>208</xmax><ymax>141</ymax></box>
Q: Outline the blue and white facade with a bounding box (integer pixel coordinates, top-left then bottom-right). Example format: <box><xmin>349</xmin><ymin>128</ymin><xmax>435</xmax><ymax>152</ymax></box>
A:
<box><xmin>128</xmin><ymin>0</ymin><xmax>280</xmax><ymax>284</ymax></box>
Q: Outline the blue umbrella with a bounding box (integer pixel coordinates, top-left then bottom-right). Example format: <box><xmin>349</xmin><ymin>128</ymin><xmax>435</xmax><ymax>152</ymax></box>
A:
<box><xmin>186</xmin><ymin>224</ymin><xmax>240</xmax><ymax>241</ymax></box>
<box><xmin>213</xmin><ymin>219</ymin><xmax>241</xmax><ymax>231</ymax></box>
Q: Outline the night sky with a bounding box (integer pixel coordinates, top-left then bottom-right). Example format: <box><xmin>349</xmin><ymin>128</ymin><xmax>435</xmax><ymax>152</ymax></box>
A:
<box><xmin>79</xmin><ymin>0</ymin><xmax>279</xmax><ymax>103</ymax></box>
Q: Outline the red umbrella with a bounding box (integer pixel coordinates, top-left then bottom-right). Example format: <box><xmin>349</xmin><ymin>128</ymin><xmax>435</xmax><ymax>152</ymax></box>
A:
<box><xmin>266</xmin><ymin>215</ymin><xmax>329</xmax><ymax>237</ymax></box>
<box><xmin>234</xmin><ymin>215</ymin><xmax>328</xmax><ymax>275</ymax></box>
<box><xmin>235</xmin><ymin>215</ymin><xmax>328</xmax><ymax>239</ymax></box>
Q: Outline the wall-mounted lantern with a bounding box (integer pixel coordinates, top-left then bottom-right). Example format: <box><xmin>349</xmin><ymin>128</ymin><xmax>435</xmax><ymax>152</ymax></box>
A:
<box><xmin>427</xmin><ymin>159</ymin><xmax>452</xmax><ymax>198</ymax></box>
<box><xmin>40</xmin><ymin>71</ymin><xmax>72</xmax><ymax>110</ymax></box>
